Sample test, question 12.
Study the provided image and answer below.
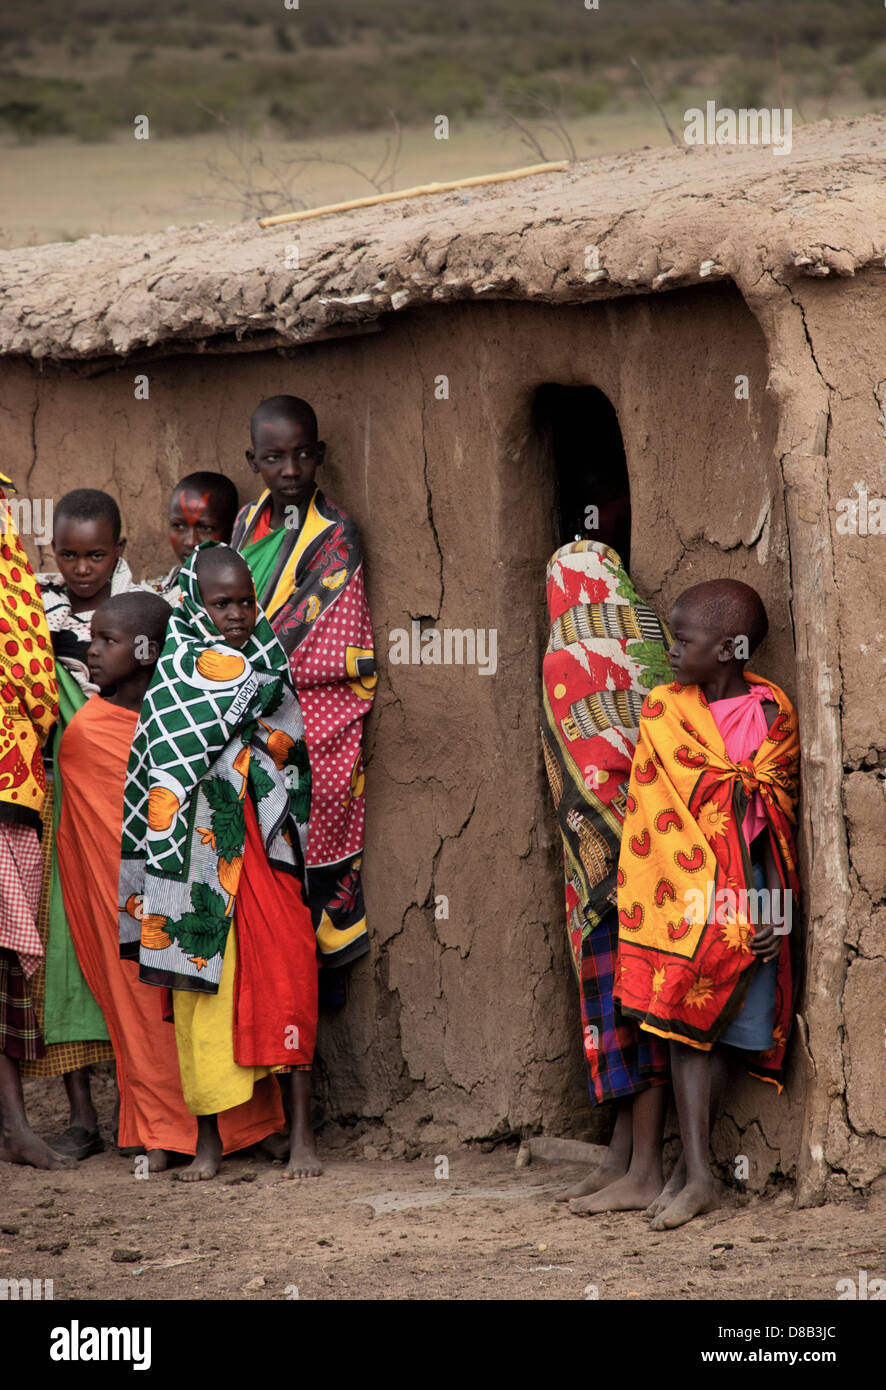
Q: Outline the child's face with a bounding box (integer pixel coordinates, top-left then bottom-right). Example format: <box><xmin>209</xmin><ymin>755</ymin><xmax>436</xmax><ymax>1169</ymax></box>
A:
<box><xmin>246</xmin><ymin>417</ymin><xmax>324</xmax><ymax>517</ymax></box>
<box><xmin>198</xmin><ymin>566</ymin><xmax>257</xmax><ymax>649</ymax></box>
<box><xmin>169</xmin><ymin>489</ymin><xmax>229</xmax><ymax>565</ymax></box>
<box><xmin>87</xmin><ymin>614</ymin><xmax>142</xmax><ymax>691</ymax></box>
<box><xmin>53</xmin><ymin>516</ymin><xmax>123</xmax><ymax>603</ymax></box>
<box><xmin>667</xmin><ymin>599</ymin><xmax>730</xmax><ymax>687</ymax></box>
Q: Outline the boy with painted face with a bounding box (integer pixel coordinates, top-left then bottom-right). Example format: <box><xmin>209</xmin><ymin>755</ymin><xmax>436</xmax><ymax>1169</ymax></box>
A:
<box><xmin>56</xmin><ymin>589</ymin><xmax>285</xmax><ymax>1170</ymax></box>
<box><xmin>119</xmin><ymin>545</ymin><xmax>319</xmax><ymax>1181</ymax></box>
<box><xmin>613</xmin><ymin>579</ymin><xmax>800</xmax><ymax>1229</ymax></box>
<box><xmin>232</xmin><ymin>396</ymin><xmax>376</xmax><ymax>985</ymax></box>
<box><xmin>145</xmin><ymin>472</ymin><xmax>240</xmax><ymax>606</ymax></box>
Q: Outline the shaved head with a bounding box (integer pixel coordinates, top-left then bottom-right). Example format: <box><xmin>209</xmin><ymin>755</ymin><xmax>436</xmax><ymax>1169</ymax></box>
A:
<box><xmin>250</xmin><ymin>395</ymin><xmax>318</xmax><ymax>446</ymax></box>
<box><xmin>194</xmin><ymin>544</ymin><xmax>252</xmax><ymax>588</ymax></box>
<box><xmin>674</xmin><ymin>579</ymin><xmax>768</xmax><ymax>655</ymax></box>
<box><xmin>55</xmin><ymin>488</ymin><xmax>122</xmax><ymax>542</ymax></box>
<box><xmin>94</xmin><ymin>591</ymin><xmax>172</xmax><ymax>647</ymax></box>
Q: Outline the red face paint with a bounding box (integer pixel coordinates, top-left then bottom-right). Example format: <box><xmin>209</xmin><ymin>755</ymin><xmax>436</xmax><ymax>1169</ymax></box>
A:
<box><xmin>179</xmin><ymin>491</ymin><xmax>211</xmax><ymax>524</ymax></box>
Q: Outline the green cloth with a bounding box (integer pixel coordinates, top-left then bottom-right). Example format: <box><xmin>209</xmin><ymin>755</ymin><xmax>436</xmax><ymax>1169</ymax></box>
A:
<box><xmin>43</xmin><ymin>664</ymin><xmax>110</xmax><ymax>1045</ymax></box>
<box><xmin>241</xmin><ymin>523</ymin><xmax>287</xmax><ymax>603</ymax></box>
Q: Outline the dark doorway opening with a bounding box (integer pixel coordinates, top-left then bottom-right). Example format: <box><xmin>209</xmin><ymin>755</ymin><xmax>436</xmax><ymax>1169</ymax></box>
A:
<box><xmin>534</xmin><ymin>384</ymin><xmax>631</xmax><ymax>565</ymax></box>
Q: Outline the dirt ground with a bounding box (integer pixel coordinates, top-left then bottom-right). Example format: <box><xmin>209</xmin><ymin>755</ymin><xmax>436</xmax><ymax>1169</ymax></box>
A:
<box><xmin>1</xmin><ymin>1068</ymin><xmax>883</xmax><ymax>1302</ymax></box>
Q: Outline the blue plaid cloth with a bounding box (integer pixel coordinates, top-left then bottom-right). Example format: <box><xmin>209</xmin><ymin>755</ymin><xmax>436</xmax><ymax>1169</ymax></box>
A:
<box><xmin>580</xmin><ymin>908</ymin><xmax>668</xmax><ymax>1105</ymax></box>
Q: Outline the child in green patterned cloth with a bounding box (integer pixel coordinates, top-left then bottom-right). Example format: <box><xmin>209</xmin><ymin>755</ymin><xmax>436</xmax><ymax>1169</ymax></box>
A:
<box><xmin>119</xmin><ymin>544</ymin><xmax>321</xmax><ymax>1181</ymax></box>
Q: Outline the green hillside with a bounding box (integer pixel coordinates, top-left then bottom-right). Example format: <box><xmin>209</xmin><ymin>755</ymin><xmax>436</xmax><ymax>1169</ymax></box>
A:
<box><xmin>1</xmin><ymin>0</ymin><xmax>883</xmax><ymax>144</ymax></box>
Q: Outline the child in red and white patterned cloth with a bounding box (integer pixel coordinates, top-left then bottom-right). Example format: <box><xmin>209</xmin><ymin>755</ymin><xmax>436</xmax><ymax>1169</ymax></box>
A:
<box><xmin>0</xmin><ymin>471</ymin><xmax>74</xmax><ymax>1169</ymax></box>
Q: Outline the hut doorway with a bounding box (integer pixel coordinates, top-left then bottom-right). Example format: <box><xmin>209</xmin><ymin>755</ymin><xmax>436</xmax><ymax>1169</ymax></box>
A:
<box><xmin>534</xmin><ymin>384</ymin><xmax>631</xmax><ymax>565</ymax></box>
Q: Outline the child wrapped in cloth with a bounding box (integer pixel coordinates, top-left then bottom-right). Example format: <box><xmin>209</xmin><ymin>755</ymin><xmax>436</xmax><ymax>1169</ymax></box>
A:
<box><xmin>541</xmin><ymin>540</ymin><xmax>673</xmax><ymax>1213</ymax></box>
<box><xmin>118</xmin><ymin>543</ymin><xmax>320</xmax><ymax>1180</ymax></box>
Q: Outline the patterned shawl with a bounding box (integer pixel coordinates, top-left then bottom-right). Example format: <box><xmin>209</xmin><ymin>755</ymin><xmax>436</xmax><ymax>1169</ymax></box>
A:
<box><xmin>614</xmin><ymin>675</ymin><xmax>800</xmax><ymax>1086</ymax></box>
<box><xmin>0</xmin><ymin>477</ymin><xmax>58</xmax><ymax>832</ymax></box>
<box><xmin>142</xmin><ymin>565</ymin><xmax>182</xmax><ymax>608</ymax></box>
<box><xmin>118</xmin><ymin>543</ymin><xmax>312</xmax><ymax>994</ymax></box>
<box><xmin>541</xmin><ymin>541</ymin><xmax>672</xmax><ymax>980</ymax></box>
<box><xmin>232</xmin><ymin>487</ymin><xmax>375</xmax><ymax>967</ymax></box>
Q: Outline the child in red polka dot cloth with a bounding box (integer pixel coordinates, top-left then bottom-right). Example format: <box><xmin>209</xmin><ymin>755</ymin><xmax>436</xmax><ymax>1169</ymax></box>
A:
<box><xmin>0</xmin><ymin>469</ymin><xmax>74</xmax><ymax>1169</ymax></box>
<box><xmin>232</xmin><ymin>397</ymin><xmax>376</xmax><ymax>995</ymax></box>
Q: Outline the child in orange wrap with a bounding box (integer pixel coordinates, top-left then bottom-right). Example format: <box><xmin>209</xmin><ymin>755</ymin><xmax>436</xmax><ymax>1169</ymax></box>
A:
<box><xmin>614</xmin><ymin>579</ymin><xmax>800</xmax><ymax>1228</ymax></box>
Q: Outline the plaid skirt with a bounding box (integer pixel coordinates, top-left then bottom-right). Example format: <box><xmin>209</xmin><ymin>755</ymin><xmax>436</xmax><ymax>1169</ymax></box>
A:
<box><xmin>581</xmin><ymin>908</ymin><xmax>669</xmax><ymax>1105</ymax></box>
<box><xmin>0</xmin><ymin>821</ymin><xmax>44</xmax><ymax>1060</ymax></box>
<box><xmin>0</xmin><ymin>947</ymin><xmax>44</xmax><ymax>1061</ymax></box>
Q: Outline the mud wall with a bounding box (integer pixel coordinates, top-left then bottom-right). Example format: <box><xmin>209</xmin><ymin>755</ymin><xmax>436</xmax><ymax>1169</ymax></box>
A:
<box><xmin>0</xmin><ymin>282</ymin><xmax>804</xmax><ymax>1178</ymax></box>
<box><xmin>781</xmin><ymin>270</ymin><xmax>886</xmax><ymax>1198</ymax></box>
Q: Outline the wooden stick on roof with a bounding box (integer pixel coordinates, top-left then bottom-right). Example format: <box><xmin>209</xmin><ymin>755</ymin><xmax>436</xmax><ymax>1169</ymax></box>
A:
<box><xmin>257</xmin><ymin>160</ymin><xmax>569</xmax><ymax>228</ymax></box>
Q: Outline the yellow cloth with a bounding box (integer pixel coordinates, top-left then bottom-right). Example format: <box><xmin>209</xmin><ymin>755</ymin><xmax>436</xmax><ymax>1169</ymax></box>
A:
<box><xmin>173</xmin><ymin>924</ymin><xmax>273</xmax><ymax>1115</ymax></box>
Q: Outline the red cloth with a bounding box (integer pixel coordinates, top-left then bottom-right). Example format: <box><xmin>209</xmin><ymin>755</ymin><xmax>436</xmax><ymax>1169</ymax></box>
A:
<box><xmin>251</xmin><ymin>509</ymin><xmax>272</xmax><ymax>542</ymax></box>
<box><xmin>233</xmin><ymin>794</ymin><xmax>317</xmax><ymax>1067</ymax></box>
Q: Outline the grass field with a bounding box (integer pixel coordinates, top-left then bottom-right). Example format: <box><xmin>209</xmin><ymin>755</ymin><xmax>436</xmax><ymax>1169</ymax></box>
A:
<box><xmin>2</xmin><ymin>90</ymin><xmax>879</xmax><ymax>251</ymax></box>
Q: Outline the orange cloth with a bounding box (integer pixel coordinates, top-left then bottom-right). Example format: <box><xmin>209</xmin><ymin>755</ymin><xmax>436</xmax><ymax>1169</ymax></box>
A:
<box><xmin>57</xmin><ymin>695</ymin><xmax>285</xmax><ymax>1153</ymax></box>
<box><xmin>614</xmin><ymin>674</ymin><xmax>800</xmax><ymax>1085</ymax></box>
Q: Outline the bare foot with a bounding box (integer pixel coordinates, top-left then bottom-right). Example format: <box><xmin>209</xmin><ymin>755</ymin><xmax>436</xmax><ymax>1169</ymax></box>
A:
<box><xmin>556</xmin><ymin>1162</ymin><xmax>628</xmax><ymax>1202</ymax></box>
<box><xmin>650</xmin><ymin>1177</ymin><xmax>719</xmax><ymax>1230</ymax></box>
<box><xmin>0</xmin><ymin>1129</ymin><xmax>78</xmax><ymax>1171</ymax></box>
<box><xmin>259</xmin><ymin>1132</ymin><xmax>288</xmax><ymax>1162</ymax></box>
<box><xmin>146</xmin><ymin>1149</ymin><xmax>168</xmax><ymax>1172</ymax></box>
<box><xmin>174</xmin><ymin>1130</ymin><xmax>222</xmax><ymax>1183</ymax></box>
<box><xmin>283</xmin><ymin>1140</ymin><xmax>323</xmax><ymax>1180</ymax></box>
<box><xmin>175</xmin><ymin>1153</ymin><xmax>221</xmax><ymax>1182</ymax></box>
<box><xmin>569</xmin><ymin>1171</ymin><xmax>663</xmax><ymax>1215</ymax></box>
<box><xmin>646</xmin><ymin>1157</ymin><xmax>686</xmax><ymax>1218</ymax></box>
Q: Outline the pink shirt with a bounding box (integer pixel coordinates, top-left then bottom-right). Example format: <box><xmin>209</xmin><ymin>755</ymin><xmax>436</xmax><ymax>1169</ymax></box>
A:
<box><xmin>708</xmin><ymin>684</ymin><xmax>773</xmax><ymax>846</ymax></box>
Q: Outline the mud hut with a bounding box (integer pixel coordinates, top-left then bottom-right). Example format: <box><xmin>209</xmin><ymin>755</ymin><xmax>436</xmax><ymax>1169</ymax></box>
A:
<box><xmin>1</xmin><ymin>115</ymin><xmax>884</xmax><ymax>1205</ymax></box>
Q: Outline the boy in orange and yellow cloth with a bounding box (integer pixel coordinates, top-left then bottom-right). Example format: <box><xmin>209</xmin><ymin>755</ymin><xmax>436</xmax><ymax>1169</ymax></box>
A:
<box><xmin>614</xmin><ymin>579</ymin><xmax>800</xmax><ymax>1229</ymax></box>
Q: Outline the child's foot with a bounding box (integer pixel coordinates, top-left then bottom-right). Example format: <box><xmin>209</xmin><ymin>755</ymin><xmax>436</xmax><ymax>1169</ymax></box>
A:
<box><xmin>283</xmin><ymin>1137</ymin><xmax>323</xmax><ymax>1179</ymax></box>
<box><xmin>259</xmin><ymin>1132</ymin><xmax>289</xmax><ymax>1162</ymax></box>
<box><xmin>0</xmin><ymin>1128</ymin><xmax>78</xmax><ymax>1171</ymax></box>
<box><xmin>556</xmin><ymin>1160</ymin><xmax>628</xmax><ymax>1202</ymax></box>
<box><xmin>646</xmin><ymin>1157</ymin><xmax>686</xmax><ymax>1218</ymax></box>
<box><xmin>569</xmin><ymin>1171</ymin><xmax>663</xmax><ymax>1215</ymax></box>
<box><xmin>174</xmin><ymin>1134</ymin><xmax>222</xmax><ymax>1182</ymax></box>
<box><xmin>175</xmin><ymin>1154</ymin><xmax>221</xmax><ymax>1182</ymax></box>
<box><xmin>146</xmin><ymin>1149</ymin><xmax>169</xmax><ymax>1172</ymax></box>
<box><xmin>649</xmin><ymin>1176</ymin><xmax>719</xmax><ymax>1229</ymax></box>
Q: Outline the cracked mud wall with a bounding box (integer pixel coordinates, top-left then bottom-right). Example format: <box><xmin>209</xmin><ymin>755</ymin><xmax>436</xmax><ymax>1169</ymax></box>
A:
<box><xmin>782</xmin><ymin>268</ymin><xmax>886</xmax><ymax>1198</ymax></box>
<box><xmin>0</xmin><ymin>281</ymin><xmax>800</xmax><ymax>1175</ymax></box>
